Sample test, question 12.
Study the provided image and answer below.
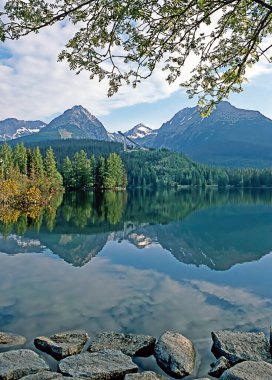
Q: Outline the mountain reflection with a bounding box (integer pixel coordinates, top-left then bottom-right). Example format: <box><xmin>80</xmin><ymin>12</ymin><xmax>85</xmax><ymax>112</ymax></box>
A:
<box><xmin>1</xmin><ymin>188</ymin><xmax>272</xmax><ymax>270</ymax></box>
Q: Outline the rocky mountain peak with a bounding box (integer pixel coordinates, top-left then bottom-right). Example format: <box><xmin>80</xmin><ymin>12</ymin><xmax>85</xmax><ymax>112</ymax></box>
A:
<box><xmin>125</xmin><ymin>123</ymin><xmax>153</xmax><ymax>139</ymax></box>
<box><xmin>44</xmin><ymin>105</ymin><xmax>109</xmax><ymax>141</ymax></box>
<box><xmin>63</xmin><ymin>105</ymin><xmax>96</xmax><ymax>120</ymax></box>
<box><xmin>204</xmin><ymin>101</ymin><xmax>265</xmax><ymax>125</ymax></box>
<box><xmin>0</xmin><ymin>118</ymin><xmax>46</xmax><ymax>141</ymax></box>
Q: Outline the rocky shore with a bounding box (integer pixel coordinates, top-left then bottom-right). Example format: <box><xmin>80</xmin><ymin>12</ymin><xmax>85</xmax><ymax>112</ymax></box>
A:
<box><xmin>0</xmin><ymin>328</ymin><xmax>271</xmax><ymax>380</ymax></box>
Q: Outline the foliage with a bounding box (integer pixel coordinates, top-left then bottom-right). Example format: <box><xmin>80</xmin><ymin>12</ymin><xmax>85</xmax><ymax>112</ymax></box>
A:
<box><xmin>103</xmin><ymin>153</ymin><xmax>128</xmax><ymax>189</ymax></box>
<box><xmin>62</xmin><ymin>151</ymin><xmax>127</xmax><ymax>190</ymax></box>
<box><xmin>0</xmin><ymin>142</ymin><xmax>63</xmax><ymax>210</ymax></box>
<box><xmin>14</xmin><ymin>139</ymin><xmax>123</xmax><ymax>166</ymax></box>
<box><xmin>122</xmin><ymin>149</ymin><xmax>272</xmax><ymax>189</ymax></box>
<box><xmin>1</xmin><ymin>1</ymin><xmax>272</xmax><ymax>110</ymax></box>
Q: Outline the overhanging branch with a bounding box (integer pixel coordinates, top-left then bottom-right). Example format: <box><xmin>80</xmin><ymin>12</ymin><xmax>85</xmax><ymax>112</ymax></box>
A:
<box><xmin>253</xmin><ymin>0</ymin><xmax>272</xmax><ymax>12</ymax></box>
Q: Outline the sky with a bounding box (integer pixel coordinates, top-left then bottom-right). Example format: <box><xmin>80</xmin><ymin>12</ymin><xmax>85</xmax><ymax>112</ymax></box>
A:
<box><xmin>1</xmin><ymin>14</ymin><xmax>272</xmax><ymax>132</ymax></box>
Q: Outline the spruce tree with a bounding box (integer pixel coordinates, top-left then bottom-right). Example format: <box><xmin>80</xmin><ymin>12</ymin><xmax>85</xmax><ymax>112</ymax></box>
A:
<box><xmin>95</xmin><ymin>156</ymin><xmax>106</xmax><ymax>189</ymax></box>
<box><xmin>13</xmin><ymin>143</ymin><xmax>27</xmax><ymax>175</ymax></box>
<box><xmin>62</xmin><ymin>156</ymin><xmax>75</xmax><ymax>188</ymax></box>
<box><xmin>45</xmin><ymin>147</ymin><xmax>62</xmax><ymax>189</ymax></box>
<box><xmin>73</xmin><ymin>150</ymin><xmax>94</xmax><ymax>189</ymax></box>
<box><xmin>104</xmin><ymin>153</ymin><xmax>127</xmax><ymax>189</ymax></box>
<box><xmin>32</xmin><ymin>147</ymin><xmax>44</xmax><ymax>180</ymax></box>
<box><xmin>0</xmin><ymin>142</ymin><xmax>13</xmax><ymax>179</ymax></box>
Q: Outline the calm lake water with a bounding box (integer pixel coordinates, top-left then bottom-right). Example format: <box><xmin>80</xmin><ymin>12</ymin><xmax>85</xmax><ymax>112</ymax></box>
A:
<box><xmin>1</xmin><ymin>188</ymin><xmax>272</xmax><ymax>378</ymax></box>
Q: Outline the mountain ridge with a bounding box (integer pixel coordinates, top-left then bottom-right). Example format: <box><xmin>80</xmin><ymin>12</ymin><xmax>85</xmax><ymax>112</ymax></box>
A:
<box><xmin>0</xmin><ymin>118</ymin><xmax>46</xmax><ymax>141</ymax></box>
<box><xmin>2</xmin><ymin>101</ymin><xmax>272</xmax><ymax>168</ymax></box>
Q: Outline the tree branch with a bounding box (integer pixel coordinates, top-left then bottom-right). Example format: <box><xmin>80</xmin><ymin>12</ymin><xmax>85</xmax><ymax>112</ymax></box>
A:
<box><xmin>253</xmin><ymin>0</ymin><xmax>272</xmax><ymax>12</ymax></box>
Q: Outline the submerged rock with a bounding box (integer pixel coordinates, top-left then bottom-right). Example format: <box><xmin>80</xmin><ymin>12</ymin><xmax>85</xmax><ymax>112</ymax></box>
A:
<box><xmin>209</xmin><ymin>356</ymin><xmax>231</xmax><ymax>377</ymax></box>
<box><xmin>34</xmin><ymin>330</ymin><xmax>89</xmax><ymax>360</ymax></box>
<box><xmin>58</xmin><ymin>349</ymin><xmax>138</xmax><ymax>379</ymax></box>
<box><xmin>0</xmin><ymin>332</ymin><xmax>26</xmax><ymax>348</ymax></box>
<box><xmin>88</xmin><ymin>332</ymin><xmax>155</xmax><ymax>357</ymax></box>
<box><xmin>21</xmin><ymin>371</ymin><xmax>84</xmax><ymax>379</ymax></box>
<box><xmin>154</xmin><ymin>331</ymin><xmax>196</xmax><ymax>378</ymax></box>
<box><xmin>0</xmin><ymin>349</ymin><xmax>50</xmax><ymax>379</ymax></box>
<box><xmin>125</xmin><ymin>371</ymin><xmax>165</xmax><ymax>380</ymax></box>
<box><xmin>220</xmin><ymin>360</ymin><xmax>272</xmax><ymax>379</ymax></box>
<box><xmin>211</xmin><ymin>330</ymin><xmax>271</xmax><ymax>365</ymax></box>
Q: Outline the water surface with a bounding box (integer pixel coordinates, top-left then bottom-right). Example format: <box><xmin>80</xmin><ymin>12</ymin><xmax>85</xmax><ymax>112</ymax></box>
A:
<box><xmin>0</xmin><ymin>188</ymin><xmax>272</xmax><ymax>377</ymax></box>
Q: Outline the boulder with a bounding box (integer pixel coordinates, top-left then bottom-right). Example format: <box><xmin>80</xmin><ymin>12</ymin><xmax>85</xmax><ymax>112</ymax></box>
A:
<box><xmin>21</xmin><ymin>372</ymin><xmax>84</xmax><ymax>379</ymax></box>
<box><xmin>0</xmin><ymin>349</ymin><xmax>50</xmax><ymax>380</ymax></box>
<box><xmin>0</xmin><ymin>332</ymin><xmax>26</xmax><ymax>348</ymax></box>
<box><xmin>88</xmin><ymin>332</ymin><xmax>155</xmax><ymax>357</ymax></box>
<box><xmin>209</xmin><ymin>357</ymin><xmax>231</xmax><ymax>377</ymax></box>
<box><xmin>154</xmin><ymin>331</ymin><xmax>196</xmax><ymax>378</ymax></box>
<box><xmin>58</xmin><ymin>349</ymin><xmax>138</xmax><ymax>379</ymax></box>
<box><xmin>211</xmin><ymin>330</ymin><xmax>271</xmax><ymax>365</ymax></box>
<box><xmin>220</xmin><ymin>360</ymin><xmax>272</xmax><ymax>380</ymax></box>
<box><xmin>125</xmin><ymin>371</ymin><xmax>165</xmax><ymax>380</ymax></box>
<box><xmin>34</xmin><ymin>330</ymin><xmax>89</xmax><ymax>360</ymax></box>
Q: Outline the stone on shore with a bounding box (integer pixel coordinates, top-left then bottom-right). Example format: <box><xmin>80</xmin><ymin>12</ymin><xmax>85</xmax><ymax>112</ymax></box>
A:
<box><xmin>211</xmin><ymin>330</ymin><xmax>271</xmax><ymax>365</ymax></box>
<box><xmin>34</xmin><ymin>330</ymin><xmax>89</xmax><ymax>360</ymax></box>
<box><xmin>0</xmin><ymin>332</ymin><xmax>26</xmax><ymax>348</ymax></box>
<box><xmin>154</xmin><ymin>331</ymin><xmax>196</xmax><ymax>378</ymax></box>
<box><xmin>220</xmin><ymin>360</ymin><xmax>272</xmax><ymax>379</ymax></box>
<box><xmin>58</xmin><ymin>349</ymin><xmax>138</xmax><ymax>380</ymax></box>
<box><xmin>88</xmin><ymin>332</ymin><xmax>156</xmax><ymax>357</ymax></box>
<box><xmin>0</xmin><ymin>349</ymin><xmax>50</xmax><ymax>380</ymax></box>
<box><xmin>21</xmin><ymin>371</ymin><xmax>84</xmax><ymax>379</ymax></box>
<box><xmin>125</xmin><ymin>371</ymin><xmax>165</xmax><ymax>380</ymax></box>
<box><xmin>209</xmin><ymin>356</ymin><xmax>231</xmax><ymax>377</ymax></box>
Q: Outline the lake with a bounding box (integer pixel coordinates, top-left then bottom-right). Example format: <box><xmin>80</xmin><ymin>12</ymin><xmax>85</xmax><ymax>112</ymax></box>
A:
<box><xmin>0</xmin><ymin>188</ymin><xmax>272</xmax><ymax>378</ymax></box>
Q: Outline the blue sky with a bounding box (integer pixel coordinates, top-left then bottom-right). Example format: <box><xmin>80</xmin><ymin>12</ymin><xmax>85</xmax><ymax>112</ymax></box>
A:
<box><xmin>0</xmin><ymin>18</ymin><xmax>272</xmax><ymax>132</ymax></box>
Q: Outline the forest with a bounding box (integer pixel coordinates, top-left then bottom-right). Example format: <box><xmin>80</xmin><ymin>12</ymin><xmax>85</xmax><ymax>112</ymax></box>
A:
<box><xmin>0</xmin><ymin>142</ymin><xmax>127</xmax><ymax>210</ymax></box>
<box><xmin>0</xmin><ymin>142</ymin><xmax>63</xmax><ymax>210</ymax></box>
<box><xmin>2</xmin><ymin>141</ymin><xmax>272</xmax><ymax>211</ymax></box>
<box><xmin>122</xmin><ymin>150</ymin><xmax>272</xmax><ymax>189</ymax></box>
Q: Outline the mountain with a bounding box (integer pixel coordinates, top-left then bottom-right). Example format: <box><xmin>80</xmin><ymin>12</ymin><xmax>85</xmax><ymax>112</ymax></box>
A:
<box><xmin>125</xmin><ymin>123</ymin><xmax>154</xmax><ymax>139</ymax></box>
<box><xmin>125</xmin><ymin>123</ymin><xmax>158</xmax><ymax>147</ymax></box>
<box><xmin>0</xmin><ymin>118</ymin><xmax>45</xmax><ymax>140</ymax></box>
<box><xmin>3</xmin><ymin>102</ymin><xmax>272</xmax><ymax>168</ymax></box>
<box><xmin>146</xmin><ymin>102</ymin><xmax>272</xmax><ymax>167</ymax></box>
<box><xmin>13</xmin><ymin>105</ymin><xmax>110</xmax><ymax>143</ymax></box>
<box><xmin>109</xmin><ymin>123</ymin><xmax>157</xmax><ymax>145</ymax></box>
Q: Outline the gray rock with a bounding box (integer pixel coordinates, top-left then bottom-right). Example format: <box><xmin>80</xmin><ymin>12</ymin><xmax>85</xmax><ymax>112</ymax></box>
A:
<box><xmin>34</xmin><ymin>330</ymin><xmax>89</xmax><ymax>360</ymax></box>
<box><xmin>58</xmin><ymin>349</ymin><xmax>138</xmax><ymax>379</ymax></box>
<box><xmin>0</xmin><ymin>349</ymin><xmax>50</xmax><ymax>380</ymax></box>
<box><xmin>21</xmin><ymin>371</ymin><xmax>85</xmax><ymax>379</ymax></box>
<box><xmin>0</xmin><ymin>332</ymin><xmax>26</xmax><ymax>348</ymax></box>
<box><xmin>154</xmin><ymin>331</ymin><xmax>196</xmax><ymax>378</ymax></box>
<box><xmin>220</xmin><ymin>360</ymin><xmax>272</xmax><ymax>380</ymax></box>
<box><xmin>209</xmin><ymin>357</ymin><xmax>231</xmax><ymax>378</ymax></box>
<box><xmin>125</xmin><ymin>372</ymin><xmax>165</xmax><ymax>380</ymax></box>
<box><xmin>211</xmin><ymin>330</ymin><xmax>271</xmax><ymax>365</ymax></box>
<box><xmin>88</xmin><ymin>332</ymin><xmax>155</xmax><ymax>357</ymax></box>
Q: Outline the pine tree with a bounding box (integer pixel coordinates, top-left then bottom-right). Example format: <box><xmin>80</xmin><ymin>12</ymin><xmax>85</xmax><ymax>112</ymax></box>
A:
<box><xmin>45</xmin><ymin>147</ymin><xmax>62</xmax><ymax>189</ymax></box>
<box><xmin>13</xmin><ymin>143</ymin><xmax>27</xmax><ymax>175</ymax></box>
<box><xmin>0</xmin><ymin>142</ymin><xmax>13</xmax><ymax>179</ymax></box>
<box><xmin>95</xmin><ymin>156</ymin><xmax>106</xmax><ymax>189</ymax></box>
<box><xmin>73</xmin><ymin>150</ymin><xmax>93</xmax><ymax>189</ymax></box>
<box><xmin>104</xmin><ymin>153</ymin><xmax>127</xmax><ymax>189</ymax></box>
<box><xmin>62</xmin><ymin>156</ymin><xmax>75</xmax><ymax>188</ymax></box>
<box><xmin>32</xmin><ymin>147</ymin><xmax>44</xmax><ymax>180</ymax></box>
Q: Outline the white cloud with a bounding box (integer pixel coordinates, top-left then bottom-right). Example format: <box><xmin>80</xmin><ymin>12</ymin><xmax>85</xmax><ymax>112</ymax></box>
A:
<box><xmin>0</xmin><ymin>21</ymin><xmax>181</xmax><ymax>123</ymax></box>
<box><xmin>1</xmin><ymin>12</ymin><xmax>272</xmax><ymax>125</ymax></box>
